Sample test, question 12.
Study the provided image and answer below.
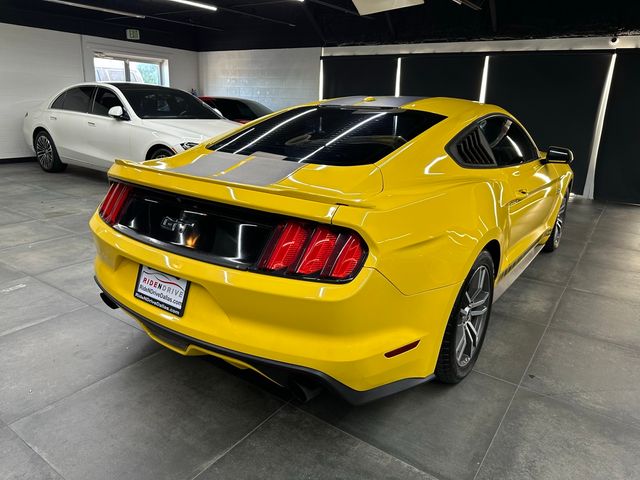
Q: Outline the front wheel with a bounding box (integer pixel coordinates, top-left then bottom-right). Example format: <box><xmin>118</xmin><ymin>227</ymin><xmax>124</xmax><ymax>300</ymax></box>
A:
<box><xmin>542</xmin><ymin>190</ymin><xmax>569</xmax><ymax>253</ymax></box>
<box><xmin>435</xmin><ymin>251</ymin><xmax>494</xmax><ymax>383</ymax></box>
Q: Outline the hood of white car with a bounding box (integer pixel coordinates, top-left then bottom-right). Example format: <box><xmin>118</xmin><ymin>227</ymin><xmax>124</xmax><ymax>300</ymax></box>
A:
<box><xmin>140</xmin><ymin>118</ymin><xmax>240</xmax><ymax>143</ymax></box>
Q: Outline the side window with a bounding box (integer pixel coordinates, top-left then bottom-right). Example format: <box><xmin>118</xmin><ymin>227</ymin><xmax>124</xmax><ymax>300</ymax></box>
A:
<box><xmin>62</xmin><ymin>87</ymin><xmax>95</xmax><ymax>113</ymax></box>
<box><xmin>478</xmin><ymin>117</ymin><xmax>538</xmax><ymax>166</ymax></box>
<box><xmin>51</xmin><ymin>92</ymin><xmax>66</xmax><ymax>109</ymax></box>
<box><xmin>92</xmin><ymin>88</ymin><xmax>123</xmax><ymax>116</ymax></box>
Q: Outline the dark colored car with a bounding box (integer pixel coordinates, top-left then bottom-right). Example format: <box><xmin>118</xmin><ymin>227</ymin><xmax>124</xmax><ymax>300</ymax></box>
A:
<box><xmin>199</xmin><ymin>96</ymin><xmax>272</xmax><ymax>123</ymax></box>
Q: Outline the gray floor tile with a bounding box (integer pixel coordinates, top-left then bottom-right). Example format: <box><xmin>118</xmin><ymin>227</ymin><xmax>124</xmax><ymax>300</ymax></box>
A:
<box><xmin>305</xmin><ymin>372</ymin><xmax>515</xmax><ymax>480</ymax></box>
<box><xmin>523</xmin><ymin>328</ymin><xmax>640</xmax><ymax>427</ymax></box>
<box><xmin>493</xmin><ymin>278</ymin><xmax>564</xmax><ymax>326</ymax></box>
<box><xmin>580</xmin><ymin>242</ymin><xmax>640</xmax><ymax>273</ymax></box>
<box><xmin>0</xmin><ymin>306</ymin><xmax>159</xmax><ymax>424</ymax></box>
<box><xmin>0</xmin><ymin>426</ymin><xmax>62</xmax><ymax>480</ymax></box>
<box><xmin>11</xmin><ymin>350</ymin><xmax>284</xmax><ymax>480</ymax></box>
<box><xmin>0</xmin><ymin>207</ymin><xmax>31</xmax><ymax>226</ymax></box>
<box><xmin>0</xmin><ymin>276</ymin><xmax>84</xmax><ymax>337</ymax></box>
<box><xmin>522</xmin><ymin>252</ymin><xmax>576</xmax><ymax>285</ymax></box>
<box><xmin>595</xmin><ymin>215</ymin><xmax>640</xmax><ymax>236</ymax></box>
<box><xmin>10</xmin><ymin>196</ymin><xmax>98</xmax><ymax>220</ymax></box>
<box><xmin>1</xmin><ymin>234</ymin><xmax>95</xmax><ymax>275</ymax></box>
<box><xmin>2</xmin><ymin>190</ymin><xmax>70</xmax><ymax>208</ymax></box>
<box><xmin>0</xmin><ymin>220</ymin><xmax>71</xmax><ymax>250</ymax></box>
<box><xmin>43</xmin><ymin>211</ymin><xmax>93</xmax><ymax>234</ymax></box>
<box><xmin>476</xmin><ymin>389</ymin><xmax>640</xmax><ymax>480</ymax></box>
<box><xmin>553</xmin><ymin>289</ymin><xmax>640</xmax><ymax>350</ymax></box>
<box><xmin>601</xmin><ymin>203</ymin><xmax>640</xmax><ymax>222</ymax></box>
<box><xmin>200</xmin><ymin>405</ymin><xmax>434</xmax><ymax>480</ymax></box>
<box><xmin>570</xmin><ymin>262</ymin><xmax>640</xmax><ymax>303</ymax></box>
<box><xmin>91</xmin><ymin>300</ymin><xmax>144</xmax><ymax>331</ymax></box>
<box><xmin>0</xmin><ymin>183</ymin><xmax>48</xmax><ymax>198</ymax></box>
<box><xmin>474</xmin><ymin>313</ymin><xmax>545</xmax><ymax>384</ymax></box>
<box><xmin>0</xmin><ymin>263</ymin><xmax>24</xmax><ymax>284</ymax></box>
<box><xmin>550</xmin><ymin>237</ymin><xmax>587</xmax><ymax>259</ymax></box>
<box><xmin>561</xmin><ymin>222</ymin><xmax>595</xmax><ymax>243</ymax></box>
<box><xmin>37</xmin><ymin>260</ymin><xmax>99</xmax><ymax>304</ymax></box>
<box><xmin>590</xmin><ymin>229</ymin><xmax>640</xmax><ymax>252</ymax></box>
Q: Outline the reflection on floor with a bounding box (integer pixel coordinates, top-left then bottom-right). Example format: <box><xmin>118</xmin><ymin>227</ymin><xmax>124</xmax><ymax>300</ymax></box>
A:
<box><xmin>1</xmin><ymin>161</ymin><xmax>639</xmax><ymax>480</ymax></box>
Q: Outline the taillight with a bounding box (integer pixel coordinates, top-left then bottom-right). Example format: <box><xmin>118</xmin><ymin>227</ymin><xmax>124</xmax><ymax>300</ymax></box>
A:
<box><xmin>259</xmin><ymin>221</ymin><xmax>366</xmax><ymax>281</ymax></box>
<box><xmin>99</xmin><ymin>182</ymin><xmax>132</xmax><ymax>225</ymax></box>
<box><xmin>259</xmin><ymin>222</ymin><xmax>308</xmax><ymax>271</ymax></box>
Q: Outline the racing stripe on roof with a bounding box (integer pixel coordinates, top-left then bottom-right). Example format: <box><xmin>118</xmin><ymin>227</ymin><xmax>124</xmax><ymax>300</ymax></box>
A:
<box><xmin>167</xmin><ymin>150</ymin><xmax>302</xmax><ymax>187</ymax></box>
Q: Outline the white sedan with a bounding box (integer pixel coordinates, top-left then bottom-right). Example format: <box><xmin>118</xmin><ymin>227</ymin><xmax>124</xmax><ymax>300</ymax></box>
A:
<box><xmin>23</xmin><ymin>82</ymin><xmax>240</xmax><ymax>172</ymax></box>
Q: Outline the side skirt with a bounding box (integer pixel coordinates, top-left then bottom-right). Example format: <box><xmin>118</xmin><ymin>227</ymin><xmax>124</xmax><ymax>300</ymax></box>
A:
<box><xmin>493</xmin><ymin>242</ymin><xmax>545</xmax><ymax>303</ymax></box>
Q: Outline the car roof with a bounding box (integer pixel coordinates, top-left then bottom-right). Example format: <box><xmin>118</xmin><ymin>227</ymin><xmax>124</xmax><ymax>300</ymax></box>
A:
<box><xmin>318</xmin><ymin>95</ymin><xmax>510</xmax><ymax>120</ymax></box>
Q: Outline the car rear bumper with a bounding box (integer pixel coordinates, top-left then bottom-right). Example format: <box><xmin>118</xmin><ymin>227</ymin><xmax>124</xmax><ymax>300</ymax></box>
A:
<box><xmin>90</xmin><ymin>212</ymin><xmax>460</xmax><ymax>401</ymax></box>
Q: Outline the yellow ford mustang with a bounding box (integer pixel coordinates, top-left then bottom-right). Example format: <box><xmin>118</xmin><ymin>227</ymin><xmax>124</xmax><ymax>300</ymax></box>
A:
<box><xmin>91</xmin><ymin>96</ymin><xmax>573</xmax><ymax>404</ymax></box>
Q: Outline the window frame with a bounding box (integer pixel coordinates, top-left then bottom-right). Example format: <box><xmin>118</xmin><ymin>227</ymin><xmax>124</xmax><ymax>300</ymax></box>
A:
<box><xmin>90</xmin><ymin>86</ymin><xmax>125</xmax><ymax>117</ymax></box>
<box><xmin>446</xmin><ymin>113</ymin><xmax>541</xmax><ymax>169</ymax></box>
<box><xmin>93</xmin><ymin>54</ymin><xmax>165</xmax><ymax>85</ymax></box>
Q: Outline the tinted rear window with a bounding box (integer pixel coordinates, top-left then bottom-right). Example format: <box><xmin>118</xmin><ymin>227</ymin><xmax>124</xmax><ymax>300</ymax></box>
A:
<box><xmin>62</xmin><ymin>87</ymin><xmax>95</xmax><ymax>113</ymax></box>
<box><xmin>207</xmin><ymin>106</ymin><xmax>445</xmax><ymax>166</ymax></box>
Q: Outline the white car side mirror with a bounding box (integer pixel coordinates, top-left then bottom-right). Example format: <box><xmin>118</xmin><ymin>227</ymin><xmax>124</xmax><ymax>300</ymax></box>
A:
<box><xmin>108</xmin><ymin>106</ymin><xmax>127</xmax><ymax>120</ymax></box>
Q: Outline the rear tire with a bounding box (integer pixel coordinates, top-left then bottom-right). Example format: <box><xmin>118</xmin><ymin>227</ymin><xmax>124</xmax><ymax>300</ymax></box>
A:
<box><xmin>543</xmin><ymin>190</ymin><xmax>568</xmax><ymax>253</ymax></box>
<box><xmin>149</xmin><ymin>147</ymin><xmax>175</xmax><ymax>159</ymax></box>
<box><xmin>34</xmin><ymin>131</ymin><xmax>66</xmax><ymax>172</ymax></box>
<box><xmin>435</xmin><ymin>251</ymin><xmax>494</xmax><ymax>384</ymax></box>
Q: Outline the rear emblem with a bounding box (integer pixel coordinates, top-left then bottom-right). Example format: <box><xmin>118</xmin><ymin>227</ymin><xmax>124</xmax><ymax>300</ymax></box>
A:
<box><xmin>161</xmin><ymin>216</ymin><xmax>195</xmax><ymax>234</ymax></box>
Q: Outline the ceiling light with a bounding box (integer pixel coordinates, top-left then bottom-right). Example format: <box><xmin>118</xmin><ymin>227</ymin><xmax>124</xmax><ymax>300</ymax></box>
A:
<box><xmin>42</xmin><ymin>0</ymin><xmax>146</xmax><ymax>19</ymax></box>
<box><xmin>167</xmin><ymin>0</ymin><xmax>218</xmax><ymax>12</ymax></box>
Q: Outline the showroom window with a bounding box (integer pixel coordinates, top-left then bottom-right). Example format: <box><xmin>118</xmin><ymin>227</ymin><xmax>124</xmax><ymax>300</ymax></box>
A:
<box><xmin>93</xmin><ymin>55</ymin><xmax>165</xmax><ymax>85</ymax></box>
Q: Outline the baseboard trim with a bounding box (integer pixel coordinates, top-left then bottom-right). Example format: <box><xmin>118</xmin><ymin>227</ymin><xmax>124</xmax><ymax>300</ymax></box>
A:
<box><xmin>0</xmin><ymin>157</ymin><xmax>36</xmax><ymax>164</ymax></box>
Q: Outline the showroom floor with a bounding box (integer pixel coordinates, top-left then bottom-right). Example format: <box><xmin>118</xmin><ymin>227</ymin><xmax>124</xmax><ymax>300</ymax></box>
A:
<box><xmin>1</xmin><ymin>161</ymin><xmax>639</xmax><ymax>480</ymax></box>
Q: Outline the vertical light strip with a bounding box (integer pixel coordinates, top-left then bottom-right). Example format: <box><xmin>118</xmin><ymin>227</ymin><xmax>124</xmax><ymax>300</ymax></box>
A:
<box><xmin>583</xmin><ymin>53</ymin><xmax>617</xmax><ymax>199</ymax></box>
<box><xmin>478</xmin><ymin>55</ymin><xmax>490</xmax><ymax>103</ymax></box>
<box><xmin>395</xmin><ymin>57</ymin><xmax>402</xmax><ymax>97</ymax></box>
<box><xmin>318</xmin><ymin>58</ymin><xmax>324</xmax><ymax>100</ymax></box>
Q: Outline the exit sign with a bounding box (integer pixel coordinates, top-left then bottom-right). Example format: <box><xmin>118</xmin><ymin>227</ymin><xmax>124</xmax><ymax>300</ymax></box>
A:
<box><xmin>126</xmin><ymin>29</ymin><xmax>141</xmax><ymax>41</ymax></box>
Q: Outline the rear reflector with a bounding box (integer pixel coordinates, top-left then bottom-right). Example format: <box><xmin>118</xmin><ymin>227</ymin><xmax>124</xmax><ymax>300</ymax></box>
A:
<box><xmin>384</xmin><ymin>340</ymin><xmax>420</xmax><ymax>358</ymax></box>
<box><xmin>260</xmin><ymin>221</ymin><xmax>366</xmax><ymax>281</ymax></box>
<box><xmin>99</xmin><ymin>183</ymin><xmax>132</xmax><ymax>225</ymax></box>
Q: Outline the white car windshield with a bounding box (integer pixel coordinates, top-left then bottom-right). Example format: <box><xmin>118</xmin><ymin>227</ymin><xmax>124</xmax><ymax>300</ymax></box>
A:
<box><xmin>115</xmin><ymin>84</ymin><xmax>221</xmax><ymax>120</ymax></box>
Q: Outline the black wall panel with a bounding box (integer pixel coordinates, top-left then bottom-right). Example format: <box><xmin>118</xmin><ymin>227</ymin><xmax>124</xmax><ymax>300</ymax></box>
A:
<box><xmin>323</xmin><ymin>56</ymin><xmax>397</xmax><ymax>99</ymax></box>
<box><xmin>400</xmin><ymin>54</ymin><xmax>485</xmax><ymax>100</ymax></box>
<box><xmin>486</xmin><ymin>52</ymin><xmax>610</xmax><ymax>194</ymax></box>
<box><xmin>595</xmin><ymin>52</ymin><xmax>640</xmax><ymax>204</ymax></box>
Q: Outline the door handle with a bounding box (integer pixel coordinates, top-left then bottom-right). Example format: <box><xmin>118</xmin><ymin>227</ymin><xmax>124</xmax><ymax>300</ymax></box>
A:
<box><xmin>49</xmin><ymin>116</ymin><xmax>57</xmax><ymax>120</ymax></box>
<box><xmin>87</xmin><ymin>121</ymin><xmax>96</xmax><ymax>127</ymax></box>
<box><xmin>515</xmin><ymin>189</ymin><xmax>529</xmax><ymax>199</ymax></box>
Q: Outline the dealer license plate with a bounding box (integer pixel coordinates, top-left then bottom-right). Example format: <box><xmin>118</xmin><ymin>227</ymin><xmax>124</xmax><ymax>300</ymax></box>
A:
<box><xmin>134</xmin><ymin>265</ymin><xmax>190</xmax><ymax>317</ymax></box>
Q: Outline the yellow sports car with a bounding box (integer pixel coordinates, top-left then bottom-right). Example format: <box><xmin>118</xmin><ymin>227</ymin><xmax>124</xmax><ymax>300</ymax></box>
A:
<box><xmin>91</xmin><ymin>96</ymin><xmax>573</xmax><ymax>404</ymax></box>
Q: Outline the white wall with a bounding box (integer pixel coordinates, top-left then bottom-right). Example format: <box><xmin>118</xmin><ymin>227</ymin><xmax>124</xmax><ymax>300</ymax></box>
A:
<box><xmin>199</xmin><ymin>47</ymin><xmax>321</xmax><ymax>111</ymax></box>
<box><xmin>0</xmin><ymin>23</ymin><xmax>84</xmax><ymax>159</ymax></box>
<box><xmin>0</xmin><ymin>22</ymin><xmax>199</xmax><ymax>159</ymax></box>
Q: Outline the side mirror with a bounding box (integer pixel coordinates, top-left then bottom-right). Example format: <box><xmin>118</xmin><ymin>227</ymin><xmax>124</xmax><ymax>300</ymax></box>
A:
<box><xmin>108</xmin><ymin>106</ymin><xmax>129</xmax><ymax>121</ymax></box>
<box><xmin>544</xmin><ymin>146</ymin><xmax>573</xmax><ymax>164</ymax></box>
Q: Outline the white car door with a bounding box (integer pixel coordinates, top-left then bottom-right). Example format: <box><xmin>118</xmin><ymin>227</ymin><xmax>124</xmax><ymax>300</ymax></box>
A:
<box><xmin>84</xmin><ymin>86</ymin><xmax>132</xmax><ymax>169</ymax></box>
<box><xmin>53</xmin><ymin>86</ymin><xmax>96</xmax><ymax>164</ymax></box>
